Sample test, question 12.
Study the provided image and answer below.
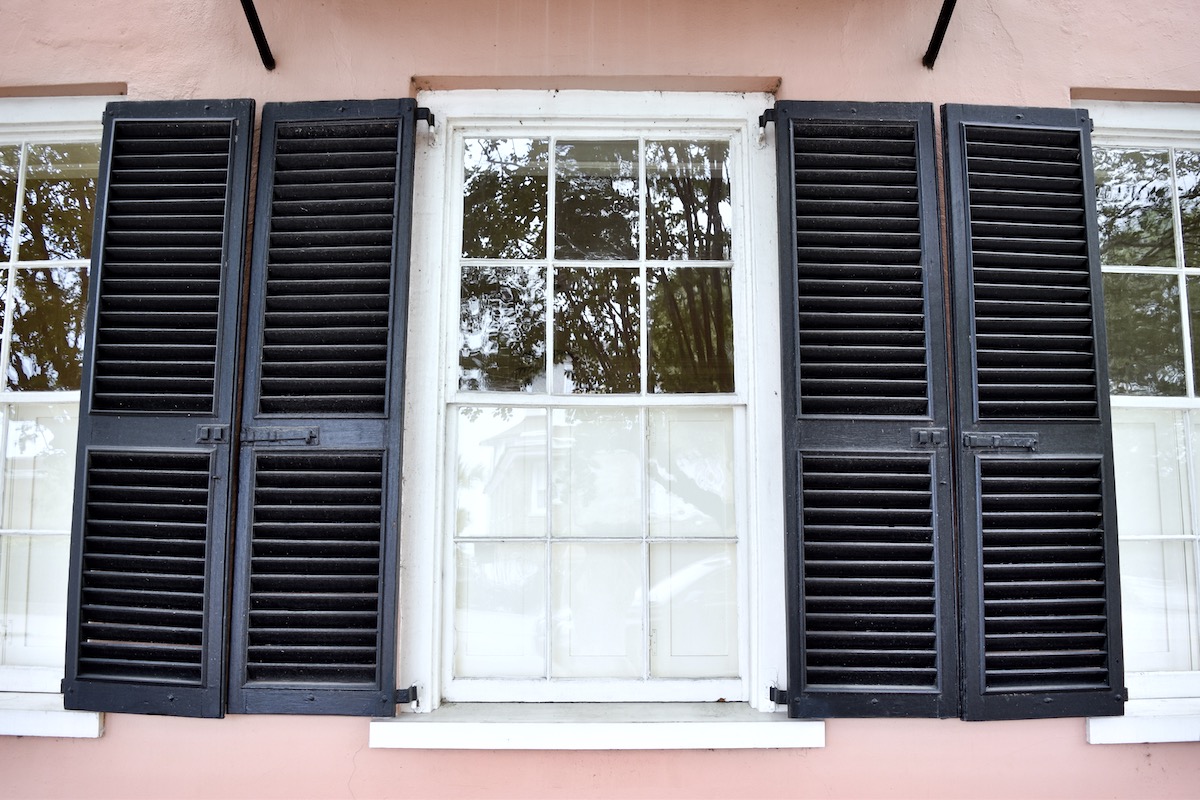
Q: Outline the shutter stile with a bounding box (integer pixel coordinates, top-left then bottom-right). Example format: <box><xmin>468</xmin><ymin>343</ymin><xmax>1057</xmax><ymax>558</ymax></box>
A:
<box><xmin>229</xmin><ymin>100</ymin><xmax>418</xmax><ymax>716</ymax></box>
<box><xmin>64</xmin><ymin>100</ymin><xmax>254</xmax><ymax>718</ymax></box>
<box><xmin>774</xmin><ymin>102</ymin><xmax>957</xmax><ymax>719</ymax></box>
<box><xmin>944</xmin><ymin>104</ymin><xmax>1125</xmax><ymax>720</ymax></box>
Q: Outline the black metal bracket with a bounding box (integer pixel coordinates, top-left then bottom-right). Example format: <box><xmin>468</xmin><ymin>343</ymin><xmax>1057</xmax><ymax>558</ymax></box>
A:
<box><xmin>240</xmin><ymin>0</ymin><xmax>277</xmax><ymax>71</ymax></box>
<box><xmin>769</xmin><ymin>686</ymin><xmax>788</xmax><ymax>706</ymax></box>
<box><xmin>416</xmin><ymin>107</ymin><xmax>436</xmax><ymax>129</ymax></box>
<box><xmin>922</xmin><ymin>0</ymin><xmax>958</xmax><ymax>69</ymax></box>
<box><xmin>395</xmin><ymin>684</ymin><xmax>418</xmax><ymax>706</ymax></box>
<box><xmin>758</xmin><ymin>108</ymin><xmax>777</xmax><ymax>130</ymax></box>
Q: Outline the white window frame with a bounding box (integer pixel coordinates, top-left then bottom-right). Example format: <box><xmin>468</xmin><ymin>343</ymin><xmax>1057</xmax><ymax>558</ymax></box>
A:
<box><xmin>0</xmin><ymin>95</ymin><xmax>112</xmax><ymax>738</ymax></box>
<box><xmin>376</xmin><ymin>90</ymin><xmax>822</xmax><ymax>748</ymax></box>
<box><xmin>1082</xmin><ymin>99</ymin><xmax>1200</xmax><ymax>744</ymax></box>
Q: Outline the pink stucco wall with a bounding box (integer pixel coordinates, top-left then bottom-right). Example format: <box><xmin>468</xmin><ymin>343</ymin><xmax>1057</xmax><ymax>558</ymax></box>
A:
<box><xmin>3</xmin><ymin>1</ymin><xmax>1200</xmax><ymax>797</ymax></box>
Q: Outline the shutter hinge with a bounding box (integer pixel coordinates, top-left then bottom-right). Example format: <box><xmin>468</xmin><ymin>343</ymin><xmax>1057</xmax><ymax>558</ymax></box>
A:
<box><xmin>962</xmin><ymin>432</ymin><xmax>1039</xmax><ymax>451</ymax></box>
<box><xmin>416</xmin><ymin>107</ymin><xmax>435</xmax><ymax>129</ymax></box>
<box><xmin>910</xmin><ymin>427</ymin><xmax>947</xmax><ymax>447</ymax></box>
<box><xmin>196</xmin><ymin>424</ymin><xmax>229</xmax><ymax>444</ymax></box>
<box><xmin>395</xmin><ymin>684</ymin><xmax>419</xmax><ymax>706</ymax></box>
<box><xmin>769</xmin><ymin>686</ymin><xmax>788</xmax><ymax>706</ymax></box>
<box><xmin>242</xmin><ymin>426</ymin><xmax>320</xmax><ymax>446</ymax></box>
<box><xmin>758</xmin><ymin>108</ymin><xmax>777</xmax><ymax>130</ymax></box>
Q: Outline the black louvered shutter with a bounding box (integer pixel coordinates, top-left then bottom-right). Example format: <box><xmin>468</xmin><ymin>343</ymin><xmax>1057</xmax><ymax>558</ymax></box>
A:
<box><xmin>774</xmin><ymin>102</ymin><xmax>958</xmax><ymax>718</ymax></box>
<box><xmin>63</xmin><ymin>100</ymin><xmax>254</xmax><ymax>718</ymax></box>
<box><xmin>943</xmin><ymin>104</ymin><xmax>1125</xmax><ymax>720</ymax></box>
<box><xmin>226</xmin><ymin>100</ymin><xmax>417</xmax><ymax>716</ymax></box>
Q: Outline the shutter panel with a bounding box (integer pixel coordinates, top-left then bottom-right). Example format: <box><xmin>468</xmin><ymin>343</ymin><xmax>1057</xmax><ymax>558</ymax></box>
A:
<box><xmin>63</xmin><ymin>100</ymin><xmax>254</xmax><ymax>718</ymax></box>
<box><xmin>774</xmin><ymin>102</ymin><xmax>958</xmax><ymax>718</ymax></box>
<box><xmin>943</xmin><ymin>104</ymin><xmax>1125</xmax><ymax>720</ymax></box>
<box><xmin>227</xmin><ymin>100</ymin><xmax>417</xmax><ymax>716</ymax></box>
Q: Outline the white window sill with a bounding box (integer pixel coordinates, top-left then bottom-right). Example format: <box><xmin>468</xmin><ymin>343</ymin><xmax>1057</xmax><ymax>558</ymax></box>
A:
<box><xmin>1088</xmin><ymin>697</ymin><xmax>1200</xmax><ymax>744</ymax></box>
<box><xmin>0</xmin><ymin>693</ymin><xmax>103</xmax><ymax>738</ymax></box>
<box><xmin>369</xmin><ymin>703</ymin><xmax>824</xmax><ymax>750</ymax></box>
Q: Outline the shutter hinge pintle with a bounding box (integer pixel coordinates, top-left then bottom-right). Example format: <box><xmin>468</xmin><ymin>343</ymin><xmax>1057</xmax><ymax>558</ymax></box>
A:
<box><xmin>769</xmin><ymin>686</ymin><xmax>788</xmax><ymax>706</ymax></box>
<box><xmin>395</xmin><ymin>684</ymin><xmax>419</xmax><ymax>706</ymax></box>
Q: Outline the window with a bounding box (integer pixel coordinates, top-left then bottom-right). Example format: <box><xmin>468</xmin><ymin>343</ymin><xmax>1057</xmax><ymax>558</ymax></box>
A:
<box><xmin>0</xmin><ymin>96</ymin><xmax>106</xmax><ymax>738</ymax></box>
<box><xmin>1086</xmin><ymin>100</ymin><xmax>1200</xmax><ymax>744</ymax></box>
<box><xmin>398</xmin><ymin>91</ymin><xmax>787</xmax><ymax>712</ymax></box>
<box><xmin>448</xmin><ymin>125</ymin><xmax>741</xmax><ymax>701</ymax></box>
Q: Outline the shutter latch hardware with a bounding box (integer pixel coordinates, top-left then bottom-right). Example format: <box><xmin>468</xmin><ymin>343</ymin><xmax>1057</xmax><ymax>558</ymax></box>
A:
<box><xmin>196</xmin><ymin>425</ymin><xmax>229</xmax><ymax>444</ymax></box>
<box><xmin>962</xmin><ymin>432</ymin><xmax>1039</xmax><ymax>451</ymax></box>
<box><xmin>242</xmin><ymin>426</ymin><xmax>320</xmax><ymax>446</ymax></box>
<box><xmin>769</xmin><ymin>686</ymin><xmax>788</xmax><ymax>706</ymax></box>
<box><xmin>910</xmin><ymin>427</ymin><xmax>947</xmax><ymax>447</ymax></box>
<box><xmin>395</xmin><ymin>684</ymin><xmax>418</xmax><ymax>706</ymax></box>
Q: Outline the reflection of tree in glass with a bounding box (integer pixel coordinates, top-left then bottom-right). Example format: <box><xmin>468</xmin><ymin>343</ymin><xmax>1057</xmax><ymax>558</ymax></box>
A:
<box><xmin>555</xmin><ymin>141</ymin><xmax>638</xmax><ymax>260</ymax></box>
<box><xmin>646</xmin><ymin>141</ymin><xmax>731</xmax><ymax>261</ymax></box>
<box><xmin>648</xmin><ymin>268</ymin><xmax>733</xmax><ymax>393</ymax></box>
<box><xmin>1179</xmin><ymin>150</ymin><xmax>1200</xmax><ymax>268</ymax></box>
<box><xmin>18</xmin><ymin>143</ymin><xmax>99</xmax><ymax>261</ymax></box>
<box><xmin>462</xmin><ymin>138</ymin><xmax>548</xmax><ymax>259</ymax></box>
<box><xmin>1095</xmin><ymin>148</ymin><xmax>1176</xmax><ymax>267</ymax></box>
<box><xmin>9</xmin><ymin>267</ymin><xmax>88</xmax><ymax>391</ymax></box>
<box><xmin>0</xmin><ymin>145</ymin><xmax>19</xmax><ymax>261</ymax></box>
<box><xmin>459</xmin><ymin>266</ymin><xmax>547</xmax><ymax>391</ymax></box>
<box><xmin>1104</xmin><ymin>273</ymin><xmax>1184</xmax><ymax>395</ymax></box>
<box><xmin>554</xmin><ymin>268</ymin><xmax>640</xmax><ymax>393</ymax></box>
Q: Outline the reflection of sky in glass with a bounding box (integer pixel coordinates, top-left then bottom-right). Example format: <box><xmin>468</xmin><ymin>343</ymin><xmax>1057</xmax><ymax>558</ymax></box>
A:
<box><xmin>555</xmin><ymin>140</ymin><xmax>639</xmax><ymax>260</ymax></box>
<box><xmin>459</xmin><ymin>265</ymin><xmax>546</xmax><ymax>392</ymax></box>
<box><xmin>1179</xmin><ymin>150</ymin><xmax>1200</xmax><ymax>268</ymax></box>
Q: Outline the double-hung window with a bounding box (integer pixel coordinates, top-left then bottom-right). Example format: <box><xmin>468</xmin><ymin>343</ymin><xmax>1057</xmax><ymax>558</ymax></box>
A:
<box><xmin>1086</xmin><ymin>101</ymin><xmax>1200</xmax><ymax>743</ymax></box>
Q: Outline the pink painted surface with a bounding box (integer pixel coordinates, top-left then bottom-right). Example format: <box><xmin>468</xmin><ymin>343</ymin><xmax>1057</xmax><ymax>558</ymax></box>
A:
<box><xmin>2</xmin><ymin>1</ymin><xmax>1200</xmax><ymax>797</ymax></box>
<box><xmin>2</xmin><ymin>715</ymin><xmax>1199</xmax><ymax>799</ymax></box>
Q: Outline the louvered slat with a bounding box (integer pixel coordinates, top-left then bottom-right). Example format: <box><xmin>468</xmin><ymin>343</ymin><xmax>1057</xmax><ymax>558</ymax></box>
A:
<box><xmin>792</xmin><ymin>121</ymin><xmax>930</xmax><ymax>417</ymax></box>
<box><xmin>978</xmin><ymin>459</ymin><xmax>1110</xmax><ymax>691</ymax></box>
<box><xmin>246</xmin><ymin>452</ymin><xmax>384</xmax><ymax>684</ymax></box>
<box><xmin>963</xmin><ymin>124</ymin><xmax>1099</xmax><ymax>421</ymax></box>
<box><xmin>258</xmin><ymin>120</ymin><xmax>399</xmax><ymax>415</ymax></box>
<box><xmin>91</xmin><ymin>120</ymin><xmax>232</xmax><ymax>414</ymax></box>
<box><xmin>75</xmin><ymin>451</ymin><xmax>212</xmax><ymax>685</ymax></box>
<box><xmin>801</xmin><ymin>455</ymin><xmax>938</xmax><ymax>689</ymax></box>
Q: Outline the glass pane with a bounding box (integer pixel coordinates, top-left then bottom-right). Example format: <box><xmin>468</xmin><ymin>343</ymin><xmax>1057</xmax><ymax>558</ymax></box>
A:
<box><xmin>459</xmin><ymin>265</ymin><xmax>546</xmax><ymax>392</ymax></box>
<box><xmin>8</xmin><ymin>266</ymin><xmax>88</xmax><ymax>391</ymax></box>
<box><xmin>647</xmin><ymin>267</ymin><xmax>734</xmax><ymax>393</ymax></box>
<box><xmin>1103</xmin><ymin>273</ymin><xmax>1184</xmax><ymax>395</ymax></box>
<box><xmin>0</xmin><ymin>533</ymin><xmax>68</xmax><ymax>668</ymax></box>
<box><xmin>2</xmin><ymin>403</ymin><xmax>79</xmax><ymax>532</ymax></box>
<box><xmin>462</xmin><ymin>138</ymin><xmax>548</xmax><ymax>259</ymax></box>
<box><xmin>17</xmin><ymin>142</ymin><xmax>100</xmax><ymax>262</ymax></box>
<box><xmin>1111</xmin><ymin>408</ymin><xmax>1189</xmax><ymax>538</ymax></box>
<box><xmin>553</xmin><ymin>267</ymin><xmax>640</xmax><ymax>393</ymax></box>
<box><xmin>551</xmin><ymin>542</ymin><xmax>643</xmax><ymax>678</ymax></box>
<box><xmin>455</xmin><ymin>407</ymin><xmax>547</xmax><ymax>538</ymax></box>
<box><xmin>455</xmin><ymin>541</ymin><xmax>546</xmax><ymax>677</ymax></box>
<box><xmin>554</xmin><ymin>140</ymin><xmax>638</xmax><ymax>260</ymax></box>
<box><xmin>551</xmin><ymin>408</ymin><xmax>641</xmax><ymax>538</ymax></box>
<box><xmin>649</xmin><ymin>542</ymin><xmax>737</xmax><ymax>678</ymax></box>
<box><xmin>1120</xmin><ymin>539</ymin><xmax>1199</xmax><ymax>673</ymax></box>
<box><xmin>1094</xmin><ymin>147</ymin><xmax>1176</xmax><ymax>267</ymax></box>
<box><xmin>0</xmin><ymin>144</ymin><xmax>19</xmax><ymax>262</ymax></box>
<box><xmin>646</xmin><ymin>140</ymin><xmax>731</xmax><ymax>261</ymax></box>
<box><xmin>1180</xmin><ymin>149</ymin><xmax>1200</xmax><ymax>268</ymax></box>
<box><xmin>648</xmin><ymin>408</ymin><xmax>734</xmax><ymax>538</ymax></box>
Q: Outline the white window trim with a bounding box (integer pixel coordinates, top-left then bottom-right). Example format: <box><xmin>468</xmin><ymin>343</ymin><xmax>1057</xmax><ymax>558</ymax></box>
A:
<box><xmin>1081</xmin><ymin>98</ymin><xmax>1200</xmax><ymax>744</ymax></box>
<box><xmin>377</xmin><ymin>89</ymin><xmax>821</xmax><ymax>748</ymax></box>
<box><xmin>0</xmin><ymin>95</ymin><xmax>113</xmax><ymax>738</ymax></box>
